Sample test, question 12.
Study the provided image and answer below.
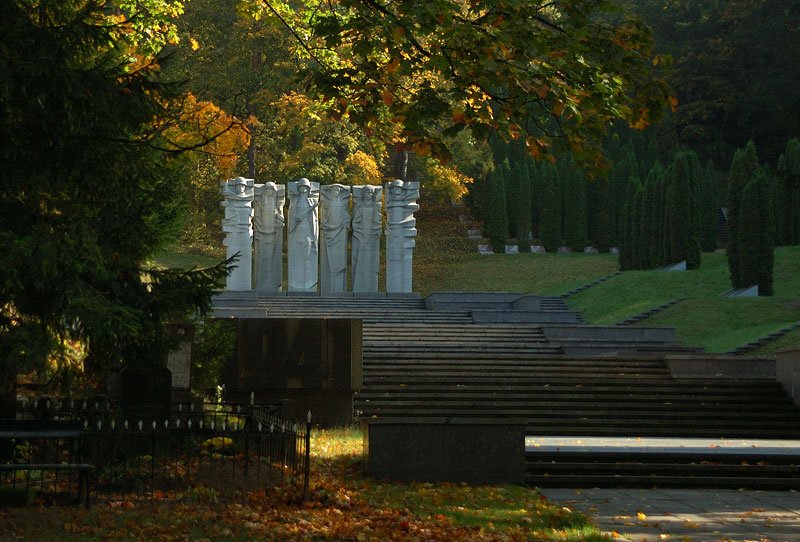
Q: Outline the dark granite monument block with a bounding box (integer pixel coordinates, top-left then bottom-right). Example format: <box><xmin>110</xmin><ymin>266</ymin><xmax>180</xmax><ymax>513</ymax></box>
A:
<box><xmin>223</xmin><ymin>318</ymin><xmax>362</xmax><ymax>425</ymax></box>
<box><xmin>120</xmin><ymin>365</ymin><xmax>172</xmax><ymax>422</ymax></box>
<box><xmin>363</xmin><ymin>418</ymin><xmax>526</xmax><ymax>485</ymax></box>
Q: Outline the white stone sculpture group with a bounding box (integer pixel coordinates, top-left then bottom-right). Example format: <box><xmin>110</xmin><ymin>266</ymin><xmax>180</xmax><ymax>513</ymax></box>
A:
<box><xmin>220</xmin><ymin>177</ymin><xmax>420</xmax><ymax>294</ymax></box>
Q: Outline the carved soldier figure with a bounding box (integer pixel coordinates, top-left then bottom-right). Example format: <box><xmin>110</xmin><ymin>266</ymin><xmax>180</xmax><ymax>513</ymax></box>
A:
<box><xmin>221</xmin><ymin>177</ymin><xmax>255</xmax><ymax>291</ymax></box>
<box><xmin>253</xmin><ymin>182</ymin><xmax>285</xmax><ymax>292</ymax></box>
<box><xmin>385</xmin><ymin>179</ymin><xmax>420</xmax><ymax>293</ymax></box>
<box><xmin>351</xmin><ymin>185</ymin><xmax>383</xmax><ymax>292</ymax></box>
<box><xmin>287</xmin><ymin>178</ymin><xmax>320</xmax><ymax>291</ymax></box>
<box><xmin>319</xmin><ymin>184</ymin><xmax>351</xmax><ymax>293</ymax></box>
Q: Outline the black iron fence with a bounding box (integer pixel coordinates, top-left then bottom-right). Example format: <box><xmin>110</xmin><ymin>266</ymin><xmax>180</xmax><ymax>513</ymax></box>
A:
<box><xmin>2</xmin><ymin>397</ymin><xmax>311</xmax><ymax>506</ymax></box>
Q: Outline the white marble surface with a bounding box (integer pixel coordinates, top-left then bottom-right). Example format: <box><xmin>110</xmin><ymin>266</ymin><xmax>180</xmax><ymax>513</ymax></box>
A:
<box><xmin>319</xmin><ymin>184</ymin><xmax>351</xmax><ymax>293</ymax></box>
<box><xmin>385</xmin><ymin>180</ymin><xmax>419</xmax><ymax>293</ymax></box>
<box><xmin>220</xmin><ymin>177</ymin><xmax>254</xmax><ymax>291</ymax></box>
<box><xmin>351</xmin><ymin>185</ymin><xmax>382</xmax><ymax>292</ymax></box>
<box><xmin>253</xmin><ymin>182</ymin><xmax>285</xmax><ymax>292</ymax></box>
<box><xmin>287</xmin><ymin>178</ymin><xmax>319</xmax><ymax>292</ymax></box>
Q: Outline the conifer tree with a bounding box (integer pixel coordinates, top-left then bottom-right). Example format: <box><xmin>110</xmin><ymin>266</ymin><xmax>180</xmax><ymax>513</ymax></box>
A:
<box><xmin>776</xmin><ymin>138</ymin><xmax>800</xmax><ymax>245</ymax></box>
<box><xmin>485</xmin><ymin>168</ymin><xmax>509</xmax><ymax>252</ymax></box>
<box><xmin>727</xmin><ymin>141</ymin><xmax>760</xmax><ymax>288</ymax></box>
<box><xmin>517</xmin><ymin>163</ymin><xmax>532</xmax><ymax>252</ymax></box>
<box><xmin>0</xmin><ymin>0</ymin><xmax>228</xmax><ymax>394</ymax></box>
<box><xmin>539</xmin><ymin>162</ymin><xmax>562</xmax><ymax>252</ymax></box>
<box><xmin>506</xmin><ymin>160</ymin><xmax>521</xmax><ymax>238</ymax></box>
<box><xmin>619</xmin><ymin>177</ymin><xmax>643</xmax><ymax>270</ymax></box>
<box><xmin>563</xmin><ymin>161</ymin><xmax>588</xmax><ymax>251</ymax></box>
<box><xmin>699</xmin><ymin>160</ymin><xmax>719</xmax><ymax>252</ymax></box>
<box><xmin>669</xmin><ymin>151</ymin><xmax>702</xmax><ymax>269</ymax></box>
<box><xmin>738</xmin><ymin>170</ymin><xmax>775</xmax><ymax>295</ymax></box>
<box><xmin>590</xmin><ymin>177</ymin><xmax>612</xmax><ymax>252</ymax></box>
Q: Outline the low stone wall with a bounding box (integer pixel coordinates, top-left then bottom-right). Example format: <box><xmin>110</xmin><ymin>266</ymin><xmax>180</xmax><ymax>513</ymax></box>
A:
<box><xmin>362</xmin><ymin>418</ymin><xmax>526</xmax><ymax>485</ymax></box>
<box><xmin>777</xmin><ymin>347</ymin><xmax>800</xmax><ymax>407</ymax></box>
<box><xmin>665</xmin><ymin>355</ymin><xmax>776</xmax><ymax>379</ymax></box>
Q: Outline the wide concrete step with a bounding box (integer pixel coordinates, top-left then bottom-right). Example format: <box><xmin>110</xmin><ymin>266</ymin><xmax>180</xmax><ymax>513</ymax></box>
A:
<box><xmin>526</xmin><ymin>448</ymin><xmax>800</xmax><ymax>489</ymax></box>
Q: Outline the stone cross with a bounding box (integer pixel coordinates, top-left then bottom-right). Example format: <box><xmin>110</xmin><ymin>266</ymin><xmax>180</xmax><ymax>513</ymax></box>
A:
<box><xmin>220</xmin><ymin>177</ymin><xmax>254</xmax><ymax>291</ymax></box>
<box><xmin>351</xmin><ymin>185</ymin><xmax>383</xmax><ymax>292</ymax></box>
<box><xmin>385</xmin><ymin>179</ymin><xmax>419</xmax><ymax>293</ymax></box>
<box><xmin>253</xmin><ymin>182</ymin><xmax>285</xmax><ymax>292</ymax></box>
<box><xmin>319</xmin><ymin>184</ymin><xmax>351</xmax><ymax>293</ymax></box>
<box><xmin>286</xmin><ymin>178</ymin><xmax>320</xmax><ymax>292</ymax></box>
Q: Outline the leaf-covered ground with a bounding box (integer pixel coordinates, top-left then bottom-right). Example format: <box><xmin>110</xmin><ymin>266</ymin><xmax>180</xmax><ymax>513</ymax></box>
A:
<box><xmin>0</xmin><ymin>428</ymin><xmax>609</xmax><ymax>541</ymax></box>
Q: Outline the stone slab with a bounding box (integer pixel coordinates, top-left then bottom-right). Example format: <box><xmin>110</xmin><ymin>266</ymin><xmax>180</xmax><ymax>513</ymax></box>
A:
<box><xmin>504</xmin><ymin>245</ymin><xmax>519</xmax><ymax>254</ymax></box>
<box><xmin>363</xmin><ymin>418</ymin><xmax>526</xmax><ymax>484</ymax></box>
<box><xmin>665</xmin><ymin>354</ymin><xmax>775</xmax><ymax>379</ymax></box>
<box><xmin>471</xmin><ymin>310</ymin><xmax>581</xmax><ymax>323</ymax></box>
<box><xmin>531</xmin><ymin>245</ymin><xmax>546</xmax><ymax>254</ymax></box>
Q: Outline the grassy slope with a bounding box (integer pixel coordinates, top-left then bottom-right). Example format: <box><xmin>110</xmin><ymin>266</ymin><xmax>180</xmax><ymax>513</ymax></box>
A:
<box><xmin>159</xmin><ymin>199</ymin><xmax>800</xmax><ymax>354</ymax></box>
<box><xmin>568</xmin><ymin>247</ymin><xmax>800</xmax><ymax>352</ymax></box>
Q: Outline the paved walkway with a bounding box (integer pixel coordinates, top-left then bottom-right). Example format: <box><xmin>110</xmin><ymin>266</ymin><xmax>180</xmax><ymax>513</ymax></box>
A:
<box><xmin>530</xmin><ymin>437</ymin><xmax>800</xmax><ymax>541</ymax></box>
<box><xmin>540</xmin><ymin>487</ymin><xmax>800</xmax><ymax>542</ymax></box>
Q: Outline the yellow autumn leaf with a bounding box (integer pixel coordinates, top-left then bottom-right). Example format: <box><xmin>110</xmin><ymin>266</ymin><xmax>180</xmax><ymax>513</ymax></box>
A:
<box><xmin>637</xmin><ymin>511</ymin><xmax>647</xmax><ymax>520</ymax></box>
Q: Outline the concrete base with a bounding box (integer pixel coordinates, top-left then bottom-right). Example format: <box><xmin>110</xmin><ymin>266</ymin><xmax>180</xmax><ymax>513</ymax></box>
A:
<box><xmin>777</xmin><ymin>347</ymin><xmax>800</xmax><ymax>407</ymax></box>
<box><xmin>363</xmin><ymin>418</ymin><xmax>525</xmax><ymax>485</ymax></box>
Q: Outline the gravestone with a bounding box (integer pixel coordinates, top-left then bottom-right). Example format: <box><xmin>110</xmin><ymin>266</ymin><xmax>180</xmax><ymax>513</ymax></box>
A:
<box><xmin>467</xmin><ymin>229</ymin><xmax>483</xmax><ymax>239</ymax></box>
<box><xmin>584</xmin><ymin>246</ymin><xmax>599</xmax><ymax>254</ymax></box>
<box><xmin>557</xmin><ymin>246</ymin><xmax>572</xmax><ymax>254</ymax></box>
<box><xmin>225</xmin><ymin>318</ymin><xmax>362</xmax><ymax>426</ymax></box>
<box><xmin>531</xmin><ymin>245</ymin><xmax>546</xmax><ymax>254</ymax></box>
<box><xmin>504</xmin><ymin>245</ymin><xmax>519</xmax><ymax>254</ymax></box>
<box><xmin>166</xmin><ymin>323</ymin><xmax>193</xmax><ymax>402</ymax></box>
<box><xmin>120</xmin><ymin>365</ymin><xmax>172</xmax><ymax>422</ymax></box>
<box><xmin>477</xmin><ymin>244</ymin><xmax>493</xmax><ymax>255</ymax></box>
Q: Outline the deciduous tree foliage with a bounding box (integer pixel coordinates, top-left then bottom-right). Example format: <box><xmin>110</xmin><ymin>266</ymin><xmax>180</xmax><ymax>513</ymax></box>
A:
<box><xmin>0</xmin><ymin>1</ymin><xmax>227</xmax><ymax>393</ymax></box>
<box><xmin>243</xmin><ymin>0</ymin><xmax>672</xmax><ymax>171</ymax></box>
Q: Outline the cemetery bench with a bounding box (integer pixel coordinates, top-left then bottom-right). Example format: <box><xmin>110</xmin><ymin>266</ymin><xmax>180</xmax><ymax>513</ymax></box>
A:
<box><xmin>0</xmin><ymin>419</ymin><xmax>94</xmax><ymax>508</ymax></box>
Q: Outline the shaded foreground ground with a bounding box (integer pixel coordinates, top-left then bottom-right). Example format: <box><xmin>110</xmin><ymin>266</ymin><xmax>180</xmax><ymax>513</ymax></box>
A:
<box><xmin>0</xmin><ymin>429</ymin><xmax>608</xmax><ymax>541</ymax></box>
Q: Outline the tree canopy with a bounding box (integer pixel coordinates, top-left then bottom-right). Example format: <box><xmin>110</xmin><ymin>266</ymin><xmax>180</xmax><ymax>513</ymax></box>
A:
<box><xmin>240</xmin><ymin>0</ymin><xmax>673</xmax><ymax>171</ymax></box>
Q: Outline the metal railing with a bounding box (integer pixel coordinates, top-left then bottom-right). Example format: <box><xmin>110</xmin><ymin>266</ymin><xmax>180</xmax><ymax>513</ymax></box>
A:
<box><xmin>4</xmin><ymin>397</ymin><xmax>311</xmax><ymax>505</ymax></box>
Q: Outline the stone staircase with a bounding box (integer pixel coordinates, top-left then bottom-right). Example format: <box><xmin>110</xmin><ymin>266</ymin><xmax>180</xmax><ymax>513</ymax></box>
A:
<box><xmin>616</xmin><ymin>299</ymin><xmax>683</xmax><ymax>326</ymax></box>
<box><xmin>726</xmin><ymin>321</ymin><xmax>800</xmax><ymax>355</ymax></box>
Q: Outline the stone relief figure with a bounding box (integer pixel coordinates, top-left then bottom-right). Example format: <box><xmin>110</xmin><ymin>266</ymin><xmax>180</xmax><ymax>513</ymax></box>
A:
<box><xmin>287</xmin><ymin>178</ymin><xmax>320</xmax><ymax>291</ymax></box>
<box><xmin>351</xmin><ymin>185</ymin><xmax>383</xmax><ymax>293</ymax></box>
<box><xmin>253</xmin><ymin>182</ymin><xmax>285</xmax><ymax>292</ymax></box>
<box><xmin>319</xmin><ymin>184</ymin><xmax>351</xmax><ymax>293</ymax></box>
<box><xmin>220</xmin><ymin>177</ymin><xmax>254</xmax><ymax>291</ymax></box>
<box><xmin>385</xmin><ymin>179</ymin><xmax>420</xmax><ymax>293</ymax></box>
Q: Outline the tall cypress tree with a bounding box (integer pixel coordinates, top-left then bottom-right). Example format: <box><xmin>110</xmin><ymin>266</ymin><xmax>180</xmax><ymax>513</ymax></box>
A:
<box><xmin>738</xmin><ymin>170</ymin><xmax>775</xmax><ymax>295</ymax></box>
<box><xmin>485</xmin><ymin>168</ymin><xmax>509</xmax><ymax>252</ymax></box>
<box><xmin>699</xmin><ymin>160</ymin><xmax>719</xmax><ymax>252</ymax></box>
<box><xmin>776</xmin><ymin>138</ymin><xmax>800</xmax><ymax>245</ymax></box>
<box><xmin>727</xmin><ymin>141</ymin><xmax>760</xmax><ymax>288</ymax></box>
<box><xmin>563</xmin><ymin>160</ymin><xmax>588</xmax><ymax>251</ymax></box>
<box><xmin>619</xmin><ymin>177</ymin><xmax>643</xmax><ymax>270</ymax></box>
<box><xmin>590</xmin><ymin>177</ymin><xmax>612</xmax><ymax>252</ymax></box>
<box><xmin>517</xmin><ymin>162</ymin><xmax>532</xmax><ymax>252</ymax></box>
<box><xmin>505</xmin><ymin>159</ymin><xmax>520</xmax><ymax>238</ymax></box>
<box><xmin>539</xmin><ymin>162</ymin><xmax>562</xmax><ymax>252</ymax></box>
<box><xmin>669</xmin><ymin>151</ymin><xmax>702</xmax><ymax>270</ymax></box>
